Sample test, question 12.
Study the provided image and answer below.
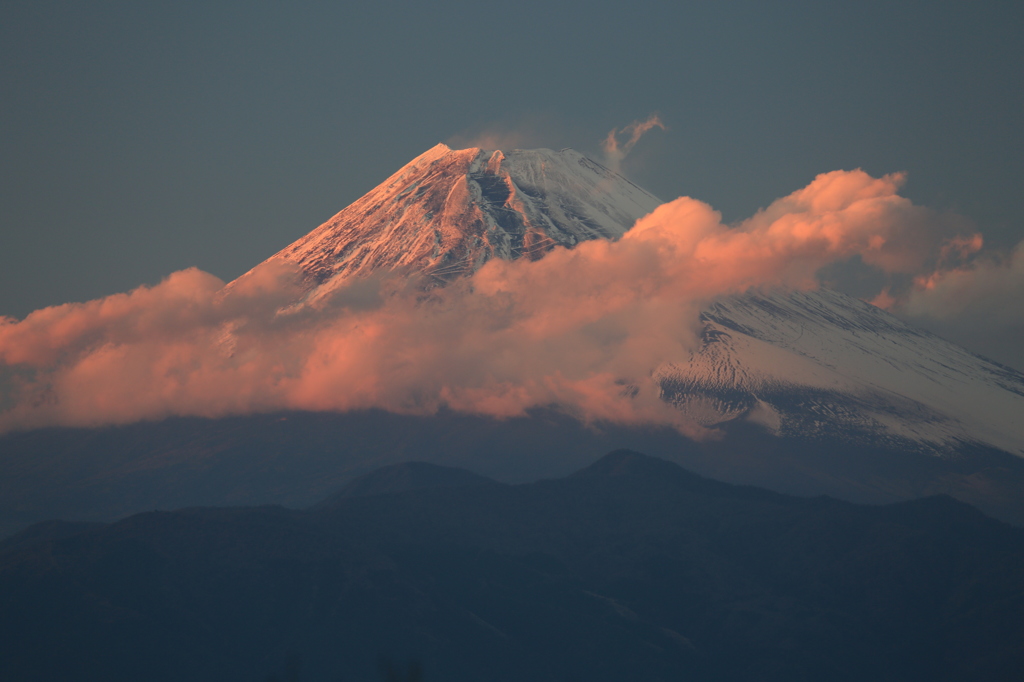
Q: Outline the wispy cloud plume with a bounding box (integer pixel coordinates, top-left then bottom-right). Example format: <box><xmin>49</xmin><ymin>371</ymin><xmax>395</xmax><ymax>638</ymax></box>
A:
<box><xmin>602</xmin><ymin>114</ymin><xmax>667</xmax><ymax>172</ymax></box>
<box><xmin>0</xmin><ymin>169</ymin><xmax>992</xmax><ymax>433</ymax></box>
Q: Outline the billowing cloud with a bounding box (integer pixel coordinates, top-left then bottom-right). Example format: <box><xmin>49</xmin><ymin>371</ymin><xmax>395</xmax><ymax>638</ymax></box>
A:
<box><xmin>881</xmin><ymin>240</ymin><xmax>1024</xmax><ymax>369</ymax></box>
<box><xmin>905</xmin><ymin>240</ymin><xmax>1023</xmax><ymax>318</ymax></box>
<box><xmin>0</xmin><ymin>169</ymin><xmax>990</xmax><ymax>433</ymax></box>
<box><xmin>602</xmin><ymin>114</ymin><xmax>666</xmax><ymax>171</ymax></box>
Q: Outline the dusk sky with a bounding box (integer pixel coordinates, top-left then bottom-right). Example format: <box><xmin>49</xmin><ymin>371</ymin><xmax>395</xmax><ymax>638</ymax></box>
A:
<box><xmin>2</xmin><ymin>1</ymin><xmax>1023</xmax><ymax>384</ymax></box>
<box><xmin>5</xmin><ymin>6</ymin><xmax>1024</xmax><ymax>676</ymax></box>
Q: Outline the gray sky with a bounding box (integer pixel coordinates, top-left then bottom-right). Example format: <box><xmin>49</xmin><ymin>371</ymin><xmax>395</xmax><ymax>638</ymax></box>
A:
<box><xmin>2</xmin><ymin>1</ymin><xmax>1022</xmax><ymax>363</ymax></box>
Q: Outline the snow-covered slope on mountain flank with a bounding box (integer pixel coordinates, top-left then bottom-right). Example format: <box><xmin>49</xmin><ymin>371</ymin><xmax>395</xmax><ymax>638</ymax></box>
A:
<box><xmin>251</xmin><ymin>143</ymin><xmax>661</xmax><ymax>302</ymax></box>
<box><xmin>657</xmin><ymin>289</ymin><xmax>1024</xmax><ymax>456</ymax></box>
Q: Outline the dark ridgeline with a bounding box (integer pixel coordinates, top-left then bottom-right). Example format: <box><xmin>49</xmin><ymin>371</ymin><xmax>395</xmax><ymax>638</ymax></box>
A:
<box><xmin>5</xmin><ymin>409</ymin><xmax>1024</xmax><ymax>545</ymax></box>
<box><xmin>1</xmin><ymin>451</ymin><xmax>1022</xmax><ymax>681</ymax></box>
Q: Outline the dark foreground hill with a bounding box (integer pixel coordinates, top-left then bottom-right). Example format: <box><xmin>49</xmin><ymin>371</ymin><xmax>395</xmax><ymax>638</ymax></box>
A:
<box><xmin>1</xmin><ymin>451</ymin><xmax>1023</xmax><ymax>681</ymax></box>
<box><xmin>4</xmin><ymin>409</ymin><xmax>1024</xmax><ymax>542</ymax></box>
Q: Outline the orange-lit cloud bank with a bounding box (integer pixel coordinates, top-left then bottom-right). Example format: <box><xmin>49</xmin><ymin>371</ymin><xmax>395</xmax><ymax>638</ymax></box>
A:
<box><xmin>0</xmin><ymin>169</ymin><xmax>996</xmax><ymax>434</ymax></box>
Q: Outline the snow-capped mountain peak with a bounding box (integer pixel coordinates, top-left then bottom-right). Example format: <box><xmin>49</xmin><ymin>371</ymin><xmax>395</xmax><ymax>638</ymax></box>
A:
<box><xmin>250</xmin><ymin>143</ymin><xmax>661</xmax><ymax>302</ymax></box>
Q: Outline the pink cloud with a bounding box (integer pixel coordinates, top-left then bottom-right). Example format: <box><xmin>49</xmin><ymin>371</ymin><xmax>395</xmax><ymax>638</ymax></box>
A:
<box><xmin>0</xmin><ymin>169</ymin><xmax>990</xmax><ymax>433</ymax></box>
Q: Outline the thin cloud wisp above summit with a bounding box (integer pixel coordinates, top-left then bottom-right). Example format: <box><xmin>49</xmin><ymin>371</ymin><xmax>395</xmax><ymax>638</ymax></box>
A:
<box><xmin>602</xmin><ymin>114</ymin><xmax>667</xmax><ymax>172</ymax></box>
<box><xmin>0</xmin><ymin>168</ymin><xmax>999</xmax><ymax>434</ymax></box>
<box><xmin>445</xmin><ymin>115</ymin><xmax>564</xmax><ymax>153</ymax></box>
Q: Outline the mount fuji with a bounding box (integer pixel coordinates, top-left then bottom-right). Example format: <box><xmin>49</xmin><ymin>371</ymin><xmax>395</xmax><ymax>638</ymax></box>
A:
<box><xmin>242</xmin><ymin>143</ymin><xmax>1024</xmax><ymax>460</ymax></box>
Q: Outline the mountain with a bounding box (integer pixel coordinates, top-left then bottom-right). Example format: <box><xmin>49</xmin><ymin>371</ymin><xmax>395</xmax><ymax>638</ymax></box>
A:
<box><xmin>241</xmin><ymin>143</ymin><xmax>1024</xmax><ymax>458</ymax></box>
<box><xmin>2</xmin><ymin>452</ymin><xmax>1022</xmax><ymax>681</ymax></box>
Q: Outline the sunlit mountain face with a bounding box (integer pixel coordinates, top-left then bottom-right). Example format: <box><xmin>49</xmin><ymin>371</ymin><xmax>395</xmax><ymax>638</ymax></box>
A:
<box><xmin>252</xmin><ymin>144</ymin><xmax>663</xmax><ymax>300</ymax></box>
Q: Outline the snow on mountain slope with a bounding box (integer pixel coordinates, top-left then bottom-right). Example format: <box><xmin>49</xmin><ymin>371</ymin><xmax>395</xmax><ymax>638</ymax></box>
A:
<box><xmin>247</xmin><ymin>143</ymin><xmax>661</xmax><ymax>302</ymax></box>
<box><xmin>657</xmin><ymin>289</ymin><xmax>1024</xmax><ymax>456</ymax></box>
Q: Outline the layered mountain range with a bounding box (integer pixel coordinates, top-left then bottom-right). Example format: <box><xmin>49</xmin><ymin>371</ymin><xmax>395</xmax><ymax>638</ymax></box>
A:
<box><xmin>5</xmin><ymin>146</ymin><xmax>1023</xmax><ymax>681</ymax></box>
